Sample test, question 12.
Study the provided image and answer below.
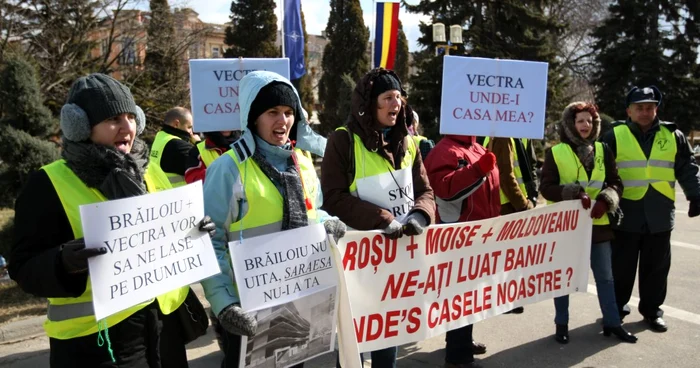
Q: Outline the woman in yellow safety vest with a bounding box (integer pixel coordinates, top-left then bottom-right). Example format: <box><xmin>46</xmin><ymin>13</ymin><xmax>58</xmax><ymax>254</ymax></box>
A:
<box><xmin>321</xmin><ymin>68</ymin><xmax>436</xmax><ymax>368</ymax></box>
<box><xmin>539</xmin><ymin>102</ymin><xmax>637</xmax><ymax>344</ymax></box>
<box><xmin>9</xmin><ymin>73</ymin><xmax>213</xmax><ymax>367</ymax></box>
<box><xmin>200</xmin><ymin>71</ymin><xmax>344</xmax><ymax>368</ymax></box>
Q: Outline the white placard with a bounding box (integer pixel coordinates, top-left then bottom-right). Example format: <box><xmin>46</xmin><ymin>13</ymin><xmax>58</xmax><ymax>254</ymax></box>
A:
<box><xmin>229</xmin><ymin>224</ymin><xmax>337</xmax><ymax>312</ymax></box>
<box><xmin>440</xmin><ymin>56</ymin><xmax>548</xmax><ymax>139</ymax></box>
<box><xmin>81</xmin><ymin>182</ymin><xmax>220</xmax><ymax>320</ymax></box>
<box><xmin>189</xmin><ymin>58</ymin><xmax>290</xmax><ymax>132</ymax></box>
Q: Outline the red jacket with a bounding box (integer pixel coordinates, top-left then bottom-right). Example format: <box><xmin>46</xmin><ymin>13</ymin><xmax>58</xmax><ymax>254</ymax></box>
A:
<box><xmin>184</xmin><ymin>137</ymin><xmax>229</xmax><ymax>184</ymax></box>
<box><xmin>424</xmin><ymin>135</ymin><xmax>501</xmax><ymax>223</ymax></box>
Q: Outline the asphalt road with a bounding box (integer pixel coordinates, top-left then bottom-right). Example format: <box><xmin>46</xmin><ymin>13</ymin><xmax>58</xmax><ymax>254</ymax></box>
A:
<box><xmin>2</xmin><ymin>188</ymin><xmax>699</xmax><ymax>367</ymax></box>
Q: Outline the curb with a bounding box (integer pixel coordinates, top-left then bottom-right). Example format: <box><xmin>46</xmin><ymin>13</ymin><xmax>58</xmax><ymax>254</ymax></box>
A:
<box><xmin>0</xmin><ymin>315</ymin><xmax>45</xmax><ymax>344</ymax></box>
<box><xmin>0</xmin><ymin>284</ymin><xmax>209</xmax><ymax>345</ymax></box>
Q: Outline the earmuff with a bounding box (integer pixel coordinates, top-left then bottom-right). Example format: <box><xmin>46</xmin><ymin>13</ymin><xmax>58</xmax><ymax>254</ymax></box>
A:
<box><xmin>60</xmin><ymin>103</ymin><xmax>145</xmax><ymax>142</ymax></box>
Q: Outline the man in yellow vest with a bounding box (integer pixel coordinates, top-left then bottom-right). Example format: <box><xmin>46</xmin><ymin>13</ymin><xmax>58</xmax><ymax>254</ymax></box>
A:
<box><xmin>601</xmin><ymin>86</ymin><xmax>700</xmax><ymax>332</ymax></box>
<box><xmin>184</xmin><ymin>130</ymin><xmax>240</xmax><ymax>184</ymax></box>
<box><xmin>150</xmin><ymin>106</ymin><xmax>199</xmax><ymax>187</ymax></box>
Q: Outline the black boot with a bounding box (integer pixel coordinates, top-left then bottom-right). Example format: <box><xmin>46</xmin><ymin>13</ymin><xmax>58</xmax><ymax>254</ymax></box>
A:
<box><xmin>555</xmin><ymin>324</ymin><xmax>569</xmax><ymax>344</ymax></box>
<box><xmin>603</xmin><ymin>326</ymin><xmax>637</xmax><ymax>343</ymax></box>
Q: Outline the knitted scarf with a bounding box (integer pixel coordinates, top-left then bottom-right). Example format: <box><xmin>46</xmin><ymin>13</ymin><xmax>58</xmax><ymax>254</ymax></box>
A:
<box><xmin>62</xmin><ymin>137</ymin><xmax>149</xmax><ymax>200</ymax></box>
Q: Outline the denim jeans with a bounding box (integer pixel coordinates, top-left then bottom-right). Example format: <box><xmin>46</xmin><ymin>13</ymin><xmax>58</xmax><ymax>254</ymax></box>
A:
<box><xmin>554</xmin><ymin>241</ymin><xmax>622</xmax><ymax>327</ymax></box>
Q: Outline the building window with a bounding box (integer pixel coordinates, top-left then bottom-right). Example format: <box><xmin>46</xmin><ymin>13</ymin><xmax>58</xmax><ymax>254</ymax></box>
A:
<box><xmin>212</xmin><ymin>47</ymin><xmax>220</xmax><ymax>58</ymax></box>
<box><xmin>188</xmin><ymin>43</ymin><xmax>200</xmax><ymax>59</ymax></box>
<box><xmin>120</xmin><ymin>37</ymin><xmax>137</xmax><ymax>65</ymax></box>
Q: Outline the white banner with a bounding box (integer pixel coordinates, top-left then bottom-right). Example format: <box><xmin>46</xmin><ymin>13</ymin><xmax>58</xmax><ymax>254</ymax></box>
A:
<box><xmin>189</xmin><ymin>58</ymin><xmax>290</xmax><ymax>132</ymax></box>
<box><xmin>334</xmin><ymin>201</ymin><xmax>591</xmax><ymax>353</ymax></box>
<box><xmin>81</xmin><ymin>182</ymin><xmax>220</xmax><ymax>321</ymax></box>
<box><xmin>230</xmin><ymin>224</ymin><xmax>337</xmax><ymax>312</ymax></box>
<box><xmin>440</xmin><ymin>56</ymin><xmax>548</xmax><ymax>139</ymax></box>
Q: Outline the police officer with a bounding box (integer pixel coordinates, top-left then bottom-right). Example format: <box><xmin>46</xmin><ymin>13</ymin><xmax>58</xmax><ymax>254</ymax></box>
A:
<box><xmin>600</xmin><ymin>86</ymin><xmax>700</xmax><ymax>332</ymax></box>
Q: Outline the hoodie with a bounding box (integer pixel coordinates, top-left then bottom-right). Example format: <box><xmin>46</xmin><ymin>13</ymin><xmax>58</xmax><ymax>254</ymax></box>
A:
<box><xmin>540</xmin><ymin>102</ymin><xmax>622</xmax><ymax>243</ymax></box>
<box><xmin>201</xmin><ymin>71</ymin><xmax>329</xmax><ymax>316</ymax></box>
<box><xmin>321</xmin><ymin>69</ymin><xmax>435</xmax><ymax>230</ymax></box>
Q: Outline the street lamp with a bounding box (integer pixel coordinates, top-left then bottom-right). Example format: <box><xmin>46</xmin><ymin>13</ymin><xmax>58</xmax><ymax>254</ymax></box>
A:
<box><xmin>432</xmin><ymin>23</ymin><xmax>463</xmax><ymax>56</ymax></box>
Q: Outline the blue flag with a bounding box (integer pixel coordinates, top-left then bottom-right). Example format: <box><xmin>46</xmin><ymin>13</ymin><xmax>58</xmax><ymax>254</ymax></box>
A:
<box><xmin>284</xmin><ymin>0</ymin><xmax>306</xmax><ymax>80</ymax></box>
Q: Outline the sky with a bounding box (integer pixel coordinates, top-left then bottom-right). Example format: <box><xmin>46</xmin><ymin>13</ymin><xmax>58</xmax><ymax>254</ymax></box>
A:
<box><xmin>177</xmin><ymin>0</ymin><xmax>429</xmax><ymax>52</ymax></box>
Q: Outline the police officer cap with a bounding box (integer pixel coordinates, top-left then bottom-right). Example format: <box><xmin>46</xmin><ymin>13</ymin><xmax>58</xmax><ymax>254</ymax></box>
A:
<box><xmin>626</xmin><ymin>86</ymin><xmax>662</xmax><ymax>106</ymax></box>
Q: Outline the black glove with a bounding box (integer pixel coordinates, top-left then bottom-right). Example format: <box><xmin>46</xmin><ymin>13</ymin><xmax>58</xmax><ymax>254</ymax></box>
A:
<box><xmin>402</xmin><ymin>212</ymin><xmax>428</xmax><ymax>236</ymax></box>
<box><xmin>323</xmin><ymin>218</ymin><xmax>347</xmax><ymax>242</ymax></box>
<box><xmin>60</xmin><ymin>238</ymin><xmax>107</xmax><ymax>274</ymax></box>
<box><xmin>689</xmin><ymin>198</ymin><xmax>700</xmax><ymax>218</ymax></box>
<box><xmin>218</xmin><ymin>303</ymin><xmax>257</xmax><ymax>337</ymax></box>
<box><xmin>198</xmin><ymin>216</ymin><xmax>216</xmax><ymax>238</ymax></box>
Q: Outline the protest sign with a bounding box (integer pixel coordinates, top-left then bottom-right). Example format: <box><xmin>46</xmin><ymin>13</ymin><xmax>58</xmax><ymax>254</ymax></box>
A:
<box><xmin>334</xmin><ymin>200</ymin><xmax>591</xmax><ymax>353</ymax></box>
<box><xmin>189</xmin><ymin>58</ymin><xmax>290</xmax><ymax>132</ymax></box>
<box><xmin>239</xmin><ymin>287</ymin><xmax>338</xmax><ymax>368</ymax></box>
<box><xmin>229</xmin><ymin>224</ymin><xmax>337</xmax><ymax>312</ymax></box>
<box><xmin>439</xmin><ymin>56</ymin><xmax>548</xmax><ymax>139</ymax></box>
<box><xmin>81</xmin><ymin>182</ymin><xmax>219</xmax><ymax>321</ymax></box>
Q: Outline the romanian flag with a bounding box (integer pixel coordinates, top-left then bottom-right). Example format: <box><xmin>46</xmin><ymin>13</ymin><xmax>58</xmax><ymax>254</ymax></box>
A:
<box><xmin>374</xmin><ymin>1</ymin><xmax>400</xmax><ymax>70</ymax></box>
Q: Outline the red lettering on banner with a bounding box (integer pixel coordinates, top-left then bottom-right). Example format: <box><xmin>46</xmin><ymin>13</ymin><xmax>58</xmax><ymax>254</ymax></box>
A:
<box><xmin>496</xmin><ymin>270</ymin><xmax>563</xmax><ymax>305</ymax></box>
<box><xmin>425</xmin><ymin>225</ymin><xmax>481</xmax><ymax>255</ymax></box>
<box><xmin>503</xmin><ymin>243</ymin><xmax>547</xmax><ymax>271</ymax></box>
<box><xmin>343</xmin><ymin>235</ymin><xmax>397</xmax><ymax>271</ymax></box>
<box><xmin>203</xmin><ymin>102</ymin><xmax>239</xmax><ymax>114</ymax></box>
<box><xmin>380</xmin><ymin>270</ymin><xmax>420</xmax><ymax>301</ymax></box>
<box><xmin>406</xmin><ymin>307</ymin><xmax>422</xmax><ymax>333</ymax></box>
<box><xmin>354</xmin><ymin>309</ymin><xmax>419</xmax><ymax>342</ymax></box>
<box><xmin>427</xmin><ymin>288</ymin><xmax>494</xmax><ymax>328</ymax></box>
<box><xmin>496</xmin><ymin>210</ymin><xmax>579</xmax><ymax>241</ymax></box>
<box><xmin>456</xmin><ymin>251</ymin><xmax>502</xmax><ymax>283</ymax></box>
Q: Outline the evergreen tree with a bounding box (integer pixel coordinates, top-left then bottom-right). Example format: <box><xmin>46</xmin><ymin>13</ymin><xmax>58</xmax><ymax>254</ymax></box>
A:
<box><xmin>406</xmin><ymin>0</ymin><xmax>567</xmax><ymax>141</ymax></box>
<box><xmin>592</xmin><ymin>0</ymin><xmax>700</xmax><ymax>131</ymax></box>
<box><xmin>292</xmin><ymin>10</ymin><xmax>315</xmax><ymax>118</ymax></box>
<box><xmin>144</xmin><ymin>0</ymin><xmax>178</xmax><ymax>86</ymax></box>
<box><xmin>0</xmin><ymin>55</ymin><xmax>60</xmax><ymax>206</ymax></box>
<box><xmin>393</xmin><ymin>20</ymin><xmax>410</xmax><ymax>88</ymax></box>
<box><xmin>318</xmin><ymin>0</ymin><xmax>370</xmax><ymax>135</ymax></box>
<box><xmin>224</xmin><ymin>0</ymin><xmax>278</xmax><ymax>58</ymax></box>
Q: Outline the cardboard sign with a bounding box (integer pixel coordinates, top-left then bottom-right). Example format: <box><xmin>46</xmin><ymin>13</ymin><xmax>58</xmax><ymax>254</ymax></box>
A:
<box><xmin>440</xmin><ymin>56</ymin><xmax>548</xmax><ymax>139</ymax></box>
<box><xmin>229</xmin><ymin>224</ymin><xmax>337</xmax><ymax>312</ymax></box>
<box><xmin>189</xmin><ymin>58</ymin><xmax>290</xmax><ymax>132</ymax></box>
<box><xmin>81</xmin><ymin>182</ymin><xmax>219</xmax><ymax>320</ymax></box>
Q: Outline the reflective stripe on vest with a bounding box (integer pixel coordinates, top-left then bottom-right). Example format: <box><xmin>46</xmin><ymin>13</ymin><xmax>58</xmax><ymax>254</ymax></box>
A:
<box><xmin>613</xmin><ymin>124</ymin><xmax>676</xmax><ymax>201</ymax></box>
<box><xmin>197</xmin><ymin>141</ymin><xmax>222</xmax><ymax>168</ymax></box>
<box><xmin>41</xmin><ymin>160</ymin><xmax>189</xmax><ymax>339</ymax></box>
<box><xmin>337</xmin><ymin>127</ymin><xmax>417</xmax><ymax>193</ymax></box>
<box><xmin>483</xmin><ymin>137</ymin><xmax>527</xmax><ymax>205</ymax></box>
<box><xmin>151</xmin><ymin>130</ymin><xmax>186</xmax><ymax>187</ymax></box>
<box><xmin>226</xmin><ymin>148</ymin><xmax>319</xmax><ymax>241</ymax></box>
<box><xmin>550</xmin><ymin>142</ymin><xmax>609</xmax><ymax>225</ymax></box>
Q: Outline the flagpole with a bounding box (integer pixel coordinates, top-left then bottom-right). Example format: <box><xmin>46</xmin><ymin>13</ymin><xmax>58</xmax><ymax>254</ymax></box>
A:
<box><xmin>280</xmin><ymin>0</ymin><xmax>286</xmax><ymax>58</ymax></box>
<box><xmin>371</xmin><ymin>0</ymin><xmax>376</xmax><ymax>69</ymax></box>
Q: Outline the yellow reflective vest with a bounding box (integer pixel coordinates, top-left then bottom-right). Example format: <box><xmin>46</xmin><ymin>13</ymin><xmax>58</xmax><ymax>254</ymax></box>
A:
<box><xmin>196</xmin><ymin>141</ymin><xmax>222</xmax><ymax>168</ymax></box>
<box><xmin>613</xmin><ymin>124</ymin><xmax>676</xmax><ymax>201</ymax></box>
<box><xmin>550</xmin><ymin>142</ymin><xmax>609</xmax><ymax>225</ymax></box>
<box><xmin>41</xmin><ymin>159</ymin><xmax>189</xmax><ymax>340</ymax></box>
<box><xmin>483</xmin><ymin>137</ymin><xmax>528</xmax><ymax>205</ymax></box>
<box><xmin>150</xmin><ymin>130</ymin><xmax>186</xmax><ymax>187</ymax></box>
<box><xmin>337</xmin><ymin>127</ymin><xmax>417</xmax><ymax>194</ymax></box>
<box><xmin>226</xmin><ymin>148</ymin><xmax>319</xmax><ymax>240</ymax></box>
